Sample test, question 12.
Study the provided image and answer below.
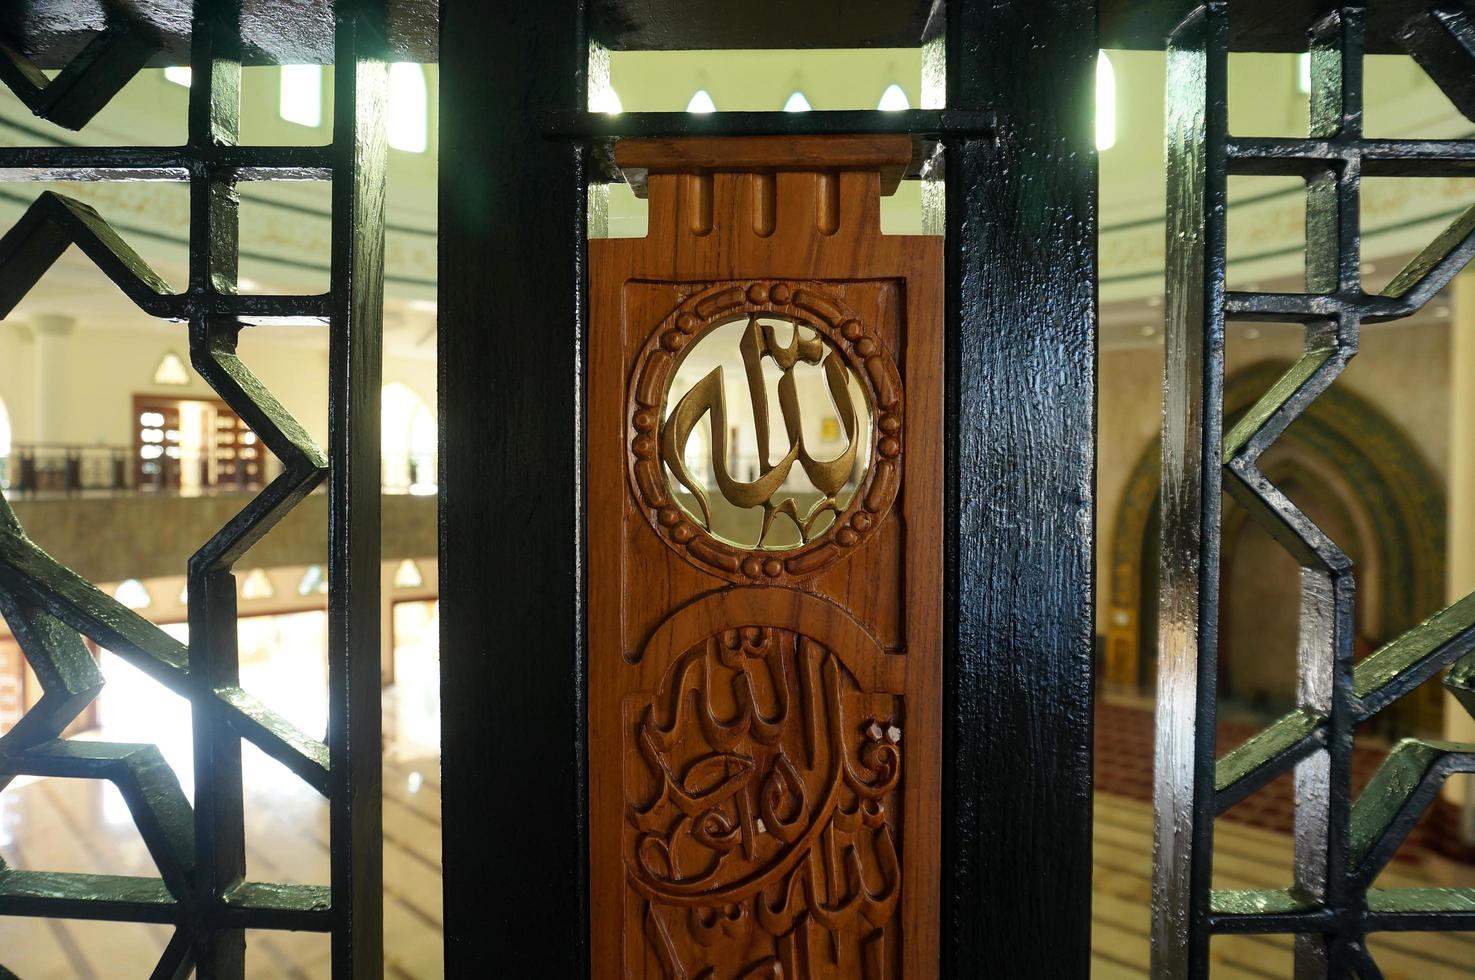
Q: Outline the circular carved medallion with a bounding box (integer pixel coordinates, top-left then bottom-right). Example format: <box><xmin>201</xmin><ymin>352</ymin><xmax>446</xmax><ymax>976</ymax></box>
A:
<box><xmin>628</xmin><ymin>281</ymin><xmax>903</xmax><ymax>584</ymax></box>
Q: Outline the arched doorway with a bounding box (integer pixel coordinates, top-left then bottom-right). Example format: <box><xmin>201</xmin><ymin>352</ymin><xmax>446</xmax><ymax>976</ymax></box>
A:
<box><xmin>1107</xmin><ymin>360</ymin><xmax>1447</xmax><ymax>736</ymax></box>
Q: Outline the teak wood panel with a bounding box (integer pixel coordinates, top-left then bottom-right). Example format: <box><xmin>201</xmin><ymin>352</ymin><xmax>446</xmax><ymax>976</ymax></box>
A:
<box><xmin>589</xmin><ymin>137</ymin><xmax>942</xmax><ymax>979</ymax></box>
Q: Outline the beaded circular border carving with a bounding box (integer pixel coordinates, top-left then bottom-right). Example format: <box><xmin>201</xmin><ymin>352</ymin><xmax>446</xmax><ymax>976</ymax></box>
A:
<box><xmin>628</xmin><ymin>279</ymin><xmax>903</xmax><ymax>584</ymax></box>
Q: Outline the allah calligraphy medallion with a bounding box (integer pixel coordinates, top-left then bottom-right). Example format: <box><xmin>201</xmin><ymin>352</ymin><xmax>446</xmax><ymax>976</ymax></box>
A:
<box><xmin>629</xmin><ymin>280</ymin><xmax>902</xmax><ymax>584</ymax></box>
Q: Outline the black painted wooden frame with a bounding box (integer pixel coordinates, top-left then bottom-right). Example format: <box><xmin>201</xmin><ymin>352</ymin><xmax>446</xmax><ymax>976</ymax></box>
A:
<box><xmin>0</xmin><ymin>1</ymin><xmax>388</xmax><ymax>976</ymax></box>
<box><xmin>438</xmin><ymin>0</ymin><xmax>1097</xmax><ymax>975</ymax></box>
<box><xmin>1152</xmin><ymin>3</ymin><xmax>1475</xmax><ymax>977</ymax></box>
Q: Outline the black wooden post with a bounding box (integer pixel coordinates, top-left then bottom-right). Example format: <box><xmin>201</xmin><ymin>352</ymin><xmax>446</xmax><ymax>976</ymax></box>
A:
<box><xmin>438</xmin><ymin>1</ymin><xmax>592</xmax><ymax>974</ymax></box>
<box><xmin>440</xmin><ymin>0</ymin><xmax>1098</xmax><ymax>974</ymax></box>
<box><xmin>941</xmin><ymin>2</ymin><xmax>1098</xmax><ymax>977</ymax></box>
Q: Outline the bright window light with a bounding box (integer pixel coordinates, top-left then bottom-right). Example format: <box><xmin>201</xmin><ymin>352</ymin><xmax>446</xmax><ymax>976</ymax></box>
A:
<box><xmin>1096</xmin><ymin>51</ymin><xmax>1117</xmax><ymax>151</ymax></box>
<box><xmin>279</xmin><ymin>64</ymin><xmax>323</xmax><ymax>127</ymax></box>
<box><xmin>591</xmin><ymin>86</ymin><xmax>623</xmax><ymax>114</ymax></box>
<box><xmin>153</xmin><ymin>351</ymin><xmax>190</xmax><ymax>386</ymax></box>
<box><xmin>115</xmin><ymin>579</ymin><xmax>152</xmax><ymax>610</ymax></box>
<box><xmin>164</xmin><ymin>66</ymin><xmax>192</xmax><ymax>87</ymax></box>
<box><xmin>388</xmin><ymin>63</ymin><xmax>429</xmax><ymax>153</ymax></box>
<box><xmin>686</xmin><ymin>89</ymin><xmax>717</xmax><ymax>114</ymax></box>
<box><xmin>394</xmin><ymin>559</ymin><xmax>424</xmax><ymax>589</ymax></box>
<box><xmin>241</xmin><ymin>568</ymin><xmax>275</xmax><ymax>600</ymax></box>
<box><xmin>298</xmin><ymin>565</ymin><xmax>328</xmax><ymax>596</ymax></box>
<box><xmin>1298</xmin><ymin>51</ymin><xmax>1313</xmax><ymax>94</ymax></box>
<box><xmin>877</xmin><ymin>83</ymin><xmax>910</xmax><ymax>111</ymax></box>
<box><xmin>784</xmin><ymin>91</ymin><xmax>812</xmax><ymax>112</ymax></box>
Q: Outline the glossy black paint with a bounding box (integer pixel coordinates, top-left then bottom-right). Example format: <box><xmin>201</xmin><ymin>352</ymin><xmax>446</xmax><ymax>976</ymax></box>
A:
<box><xmin>1152</xmin><ymin>4</ymin><xmax>1475</xmax><ymax>977</ymax></box>
<box><xmin>442</xmin><ymin>0</ymin><xmax>1097</xmax><ymax>975</ymax></box>
<box><xmin>0</xmin><ymin>0</ymin><xmax>387</xmax><ymax>975</ymax></box>
<box><xmin>0</xmin><ymin>0</ymin><xmax>1455</xmax><ymax>61</ymax></box>
<box><xmin>437</xmin><ymin>0</ymin><xmax>591</xmax><ymax>975</ymax></box>
<box><xmin>938</xmin><ymin>3</ymin><xmax>1097</xmax><ymax>978</ymax></box>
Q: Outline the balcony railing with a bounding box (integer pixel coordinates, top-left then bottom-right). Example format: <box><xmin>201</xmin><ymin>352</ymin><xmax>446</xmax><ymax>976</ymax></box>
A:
<box><xmin>1</xmin><ymin>443</ymin><xmax>132</xmax><ymax>495</ymax></box>
<box><xmin>0</xmin><ymin>444</ymin><xmax>438</xmax><ymax>496</ymax></box>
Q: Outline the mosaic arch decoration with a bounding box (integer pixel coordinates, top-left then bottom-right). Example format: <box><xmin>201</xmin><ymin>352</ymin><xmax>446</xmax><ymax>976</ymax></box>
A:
<box><xmin>1106</xmin><ymin>359</ymin><xmax>1446</xmax><ymax>718</ymax></box>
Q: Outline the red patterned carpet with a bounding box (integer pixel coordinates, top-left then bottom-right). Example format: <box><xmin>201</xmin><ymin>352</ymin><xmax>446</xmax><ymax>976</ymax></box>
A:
<box><xmin>1094</xmin><ymin>699</ymin><xmax>1450</xmax><ymax>862</ymax></box>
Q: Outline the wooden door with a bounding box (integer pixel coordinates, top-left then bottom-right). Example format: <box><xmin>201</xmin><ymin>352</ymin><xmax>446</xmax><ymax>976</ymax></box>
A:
<box><xmin>589</xmin><ymin>137</ymin><xmax>941</xmax><ymax>979</ymax></box>
<box><xmin>133</xmin><ymin>395</ymin><xmax>259</xmax><ymax>491</ymax></box>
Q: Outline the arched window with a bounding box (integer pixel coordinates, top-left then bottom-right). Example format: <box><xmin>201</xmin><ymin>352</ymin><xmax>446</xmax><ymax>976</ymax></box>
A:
<box><xmin>279</xmin><ymin>64</ymin><xmax>323</xmax><ymax>128</ymax></box>
<box><xmin>382</xmin><ymin>383</ymin><xmax>436</xmax><ymax>492</ymax></box>
<box><xmin>114</xmin><ymin>579</ymin><xmax>152</xmax><ymax>610</ymax></box>
<box><xmin>388</xmin><ymin>63</ymin><xmax>429</xmax><ymax>153</ymax></box>
<box><xmin>0</xmin><ymin>394</ymin><xmax>11</xmax><ymax>489</ymax></box>
<box><xmin>877</xmin><ymin>83</ymin><xmax>910</xmax><ymax>111</ymax></box>
<box><xmin>783</xmin><ymin>91</ymin><xmax>811</xmax><ymax>112</ymax></box>
<box><xmin>1096</xmin><ymin>51</ymin><xmax>1117</xmax><ymax>151</ymax></box>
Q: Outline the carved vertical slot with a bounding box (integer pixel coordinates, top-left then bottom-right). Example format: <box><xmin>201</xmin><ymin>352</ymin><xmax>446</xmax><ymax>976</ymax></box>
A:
<box><xmin>750</xmin><ymin>171</ymin><xmax>776</xmax><ymax>238</ymax></box>
<box><xmin>816</xmin><ymin>170</ymin><xmax>840</xmax><ymax>236</ymax></box>
<box><xmin>686</xmin><ymin>172</ymin><xmax>714</xmax><ymax>236</ymax></box>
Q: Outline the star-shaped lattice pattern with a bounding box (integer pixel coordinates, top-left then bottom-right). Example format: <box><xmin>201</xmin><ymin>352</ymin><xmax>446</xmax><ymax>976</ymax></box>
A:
<box><xmin>0</xmin><ymin>12</ymin><xmax>357</xmax><ymax>975</ymax></box>
<box><xmin>1159</xmin><ymin>5</ymin><xmax>1475</xmax><ymax>976</ymax></box>
<box><xmin>0</xmin><ymin>18</ymin><xmax>160</xmax><ymax>131</ymax></box>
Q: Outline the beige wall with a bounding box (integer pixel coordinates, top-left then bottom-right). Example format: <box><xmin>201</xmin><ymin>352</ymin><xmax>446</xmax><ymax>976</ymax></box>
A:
<box><xmin>0</xmin><ymin>319</ymin><xmax>434</xmax><ymax>450</ymax></box>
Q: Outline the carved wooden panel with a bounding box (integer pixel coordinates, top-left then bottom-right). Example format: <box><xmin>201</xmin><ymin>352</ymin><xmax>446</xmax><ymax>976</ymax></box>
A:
<box><xmin>590</xmin><ymin>136</ymin><xmax>941</xmax><ymax>979</ymax></box>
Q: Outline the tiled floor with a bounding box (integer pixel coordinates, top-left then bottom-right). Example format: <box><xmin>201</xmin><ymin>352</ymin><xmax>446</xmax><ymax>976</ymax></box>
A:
<box><xmin>0</xmin><ymin>687</ymin><xmax>443</xmax><ymax>979</ymax></box>
<box><xmin>2</xmin><ymin>694</ymin><xmax>1471</xmax><ymax>977</ymax></box>
<box><xmin>1092</xmin><ymin>793</ymin><xmax>1475</xmax><ymax>978</ymax></box>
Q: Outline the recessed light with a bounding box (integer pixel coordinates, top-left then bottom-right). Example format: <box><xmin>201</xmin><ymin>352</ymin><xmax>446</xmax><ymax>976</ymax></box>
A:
<box><xmin>408</xmin><ymin>298</ymin><xmax>438</xmax><ymax>313</ymax></box>
<box><xmin>1434</xmin><ymin>306</ymin><xmax>1451</xmax><ymax>319</ymax></box>
<box><xmin>1244</xmin><ymin>327</ymin><xmax>1261</xmax><ymax>340</ymax></box>
<box><xmin>1140</xmin><ymin>325</ymin><xmax>1156</xmax><ymax>337</ymax></box>
<box><xmin>1360</xmin><ymin>262</ymin><xmax>1376</xmax><ymax>276</ymax></box>
<box><xmin>1146</xmin><ymin>295</ymin><xmax>1163</xmax><ymax>308</ymax></box>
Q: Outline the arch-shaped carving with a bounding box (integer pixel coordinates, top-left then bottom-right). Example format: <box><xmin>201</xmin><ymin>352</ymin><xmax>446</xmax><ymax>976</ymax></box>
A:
<box><xmin>1105</xmin><ymin>360</ymin><xmax>1446</xmax><ymax>730</ymax></box>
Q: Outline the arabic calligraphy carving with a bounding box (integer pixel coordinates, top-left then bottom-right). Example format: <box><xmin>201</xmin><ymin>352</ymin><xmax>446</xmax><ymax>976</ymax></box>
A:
<box><xmin>662</xmin><ymin>315</ymin><xmax>865</xmax><ymax>549</ymax></box>
<box><xmin>629</xmin><ymin>281</ymin><xmax>902</xmax><ymax>584</ymax></box>
<box><xmin>627</xmin><ymin>625</ymin><xmax>903</xmax><ymax>979</ymax></box>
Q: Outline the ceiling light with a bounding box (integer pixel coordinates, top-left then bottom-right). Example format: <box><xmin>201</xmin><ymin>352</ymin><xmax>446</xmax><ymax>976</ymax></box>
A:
<box><xmin>877</xmin><ymin>83</ymin><xmax>910</xmax><ymax>112</ymax></box>
<box><xmin>783</xmin><ymin>91</ymin><xmax>811</xmax><ymax>113</ymax></box>
<box><xmin>686</xmin><ymin>89</ymin><xmax>716</xmax><ymax>114</ymax></box>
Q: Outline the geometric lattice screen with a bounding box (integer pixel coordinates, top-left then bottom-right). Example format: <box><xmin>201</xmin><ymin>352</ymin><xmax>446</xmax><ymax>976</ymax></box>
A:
<box><xmin>1153</xmin><ymin>4</ymin><xmax>1475</xmax><ymax>977</ymax></box>
<box><xmin>0</xmin><ymin>2</ymin><xmax>386</xmax><ymax>975</ymax></box>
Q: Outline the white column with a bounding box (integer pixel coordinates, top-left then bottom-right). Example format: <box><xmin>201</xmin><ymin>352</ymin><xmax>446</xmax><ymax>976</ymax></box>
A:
<box><xmin>1447</xmin><ymin>269</ymin><xmax>1475</xmax><ymax>841</ymax></box>
<box><xmin>30</xmin><ymin>313</ymin><xmax>75</xmax><ymax>445</ymax></box>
